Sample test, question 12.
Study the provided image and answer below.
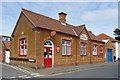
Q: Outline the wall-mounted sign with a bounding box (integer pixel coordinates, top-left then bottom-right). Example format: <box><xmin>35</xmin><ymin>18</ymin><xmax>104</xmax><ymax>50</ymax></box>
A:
<box><xmin>80</xmin><ymin>34</ymin><xmax>88</xmax><ymax>40</ymax></box>
<box><xmin>56</xmin><ymin>46</ymin><xmax>60</xmax><ymax>53</ymax></box>
<box><xmin>50</xmin><ymin>31</ymin><xmax>56</xmax><ymax>37</ymax></box>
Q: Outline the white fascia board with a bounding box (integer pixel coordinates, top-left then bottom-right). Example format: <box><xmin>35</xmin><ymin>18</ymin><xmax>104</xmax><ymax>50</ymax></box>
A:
<box><xmin>72</xmin><ymin>29</ymin><xmax>78</xmax><ymax>37</ymax></box>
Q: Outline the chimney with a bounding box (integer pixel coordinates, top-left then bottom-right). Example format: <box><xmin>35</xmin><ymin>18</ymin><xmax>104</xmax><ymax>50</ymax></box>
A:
<box><xmin>58</xmin><ymin>12</ymin><xmax>67</xmax><ymax>25</ymax></box>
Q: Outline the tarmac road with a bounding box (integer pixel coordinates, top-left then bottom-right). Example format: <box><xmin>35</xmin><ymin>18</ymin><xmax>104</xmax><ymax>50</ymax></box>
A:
<box><xmin>1</xmin><ymin>62</ymin><xmax>119</xmax><ymax>79</ymax></box>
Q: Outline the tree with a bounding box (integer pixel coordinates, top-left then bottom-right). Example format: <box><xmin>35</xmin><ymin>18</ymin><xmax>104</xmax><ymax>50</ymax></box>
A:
<box><xmin>114</xmin><ymin>28</ymin><xmax>120</xmax><ymax>40</ymax></box>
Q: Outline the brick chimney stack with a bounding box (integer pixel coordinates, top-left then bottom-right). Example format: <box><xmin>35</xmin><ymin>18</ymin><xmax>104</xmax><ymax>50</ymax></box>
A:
<box><xmin>58</xmin><ymin>12</ymin><xmax>67</xmax><ymax>25</ymax></box>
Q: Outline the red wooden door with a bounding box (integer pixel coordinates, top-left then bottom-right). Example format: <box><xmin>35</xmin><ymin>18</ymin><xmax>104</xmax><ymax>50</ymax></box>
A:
<box><xmin>44</xmin><ymin>47</ymin><xmax>52</xmax><ymax>68</ymax></box>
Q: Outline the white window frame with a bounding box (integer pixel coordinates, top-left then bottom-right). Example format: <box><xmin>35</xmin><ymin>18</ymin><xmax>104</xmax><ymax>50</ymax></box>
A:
<box><xmin>80</xmin><ymin>42</ymin><xmax>87</xmax><ymax>55</ymax></box>
<box><xmin>93</xmin><ymin>44</ymin><xmax>98</xmax><ymax>55</ymax></box>
<box><xmin>99</xmin><ymin>45</ymin><xmax>103</xmax><ymax>57</ymax></box>
<box><xmin>19</xmin><ymin>38</ymin><xmax>27</xmax><ymax>56</ymax></box>
<box><xmin>62</xmin><ymin>40</ymin><xmax>71</xmax><ymax>55</ymax></box>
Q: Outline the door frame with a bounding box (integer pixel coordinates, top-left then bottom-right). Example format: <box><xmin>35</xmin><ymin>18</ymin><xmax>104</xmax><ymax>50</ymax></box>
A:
<box><xmin>44</xmin><ymin>40</ymin><xmax>54</xmax><ymax>68</ymax></box>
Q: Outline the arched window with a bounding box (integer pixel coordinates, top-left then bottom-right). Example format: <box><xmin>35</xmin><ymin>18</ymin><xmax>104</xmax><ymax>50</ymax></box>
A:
<box><xmin>44</xmin><ymin>40</ymin><xmax>52</xmax><ymax>46</ymax></box>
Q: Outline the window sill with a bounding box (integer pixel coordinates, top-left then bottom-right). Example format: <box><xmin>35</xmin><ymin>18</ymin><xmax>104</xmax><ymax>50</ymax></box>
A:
<box><xmin>19</xmin><ymin>55</ymin><xmax>27</xmax><ymax>57</ymax></box>
<box><xmin>93</xmin><ymin>55</ymin><xmax>98</xmax><ymax>56</ymax></box>
<box><xmin>80</xmin><ymin>54</ymin><xmax>87</xmax><ymax>56</ymax></box>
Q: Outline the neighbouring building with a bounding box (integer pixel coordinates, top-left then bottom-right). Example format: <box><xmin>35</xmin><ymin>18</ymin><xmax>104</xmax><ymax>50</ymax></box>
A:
<box><xmin>97</xmin><ymin>33</ymin><xmax>117</xmax><ymax>62</ymax></box>
<box><xmin>88</xmin><ymin>31</ymin><xmax>105</xmax><ymax>63</ymax></box>
<box><xmin>115</xmin><ymin>41</ymin><xmax>120</xmax><ymax>60</ymax></box>
<box><xmin>10</xmin><ymin>8</ymin><xmax>106</xmax><ymax>69</ymax></box>
<box><xmin>0</xmin><ymin>35</ymin><xmax>11</xmax><ymax>63</ymax></box>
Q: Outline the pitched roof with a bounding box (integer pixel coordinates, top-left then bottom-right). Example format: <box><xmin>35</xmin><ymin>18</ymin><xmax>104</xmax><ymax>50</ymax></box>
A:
<box><xmin>97</xmin><ymin>33</ymin><xmax>116</xmax><ymax>42</ymax></box>
<box><xmin>12</xmin><ymin>8</ymin><xmax>104</xmax><ymax>43</ymax></box>
<box><xmin>88</xmin><ymin>31</ymin><xmax>104</xmax><ymax>42</ymax></box>
<box><xmin>74</xmin><ymin>25</ymin><xmax>85</xmax><ymax>35</ymax></box>
<box><xmin>21</xmin><ymin>8</ymin><xmax>81</xmax><ymax>36</ymax></box>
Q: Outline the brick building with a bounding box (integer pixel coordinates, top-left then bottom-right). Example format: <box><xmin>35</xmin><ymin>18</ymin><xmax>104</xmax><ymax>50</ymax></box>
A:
<box><xmin>97</xmin><ymin>33</ymin><xmax>116</xmax><ymax>62</ymax></box>
<box><xmin>0</xmin><ymin>35</ymin><xmax>11</xmax><ymax>63</ymax></box>
<box><xmin>10</xmin><ymin>8</ymin><xmax>106</xmax><ymax>69</ymax></box>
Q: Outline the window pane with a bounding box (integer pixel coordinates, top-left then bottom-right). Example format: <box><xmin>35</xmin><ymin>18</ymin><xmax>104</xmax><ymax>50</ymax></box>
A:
<box><xmin>22</xmin><ymin>40</ymin><xmax>24</xmax><ymax>44</ymax></box>
<box><xmin>93</xmin><ymin>44</ymin><xmax>97</xmax><ymax>55</ymax></box>
<box><xmin>24</xmin><ymin>49</ymin><xmax>27</xmax><ymax>55</ymax></box>
<box><xmin>25</xmin><ymin>39</ymin><xmax>27</xmax><ymax>43</ymax></box>
<box><xmin>24</xmin><ymin>45</ymin><xmax>26</xmax><ymax>49</ymax></box>
<box><xmin>21</xmin><ymin>46</ymin><xmax>24</xmax><ymax>49</ymax></box>
<box><xmin>19</xmin><ymin>38</ymin><xmax>27</xmax><ymax>56</ymax></box>
<box><xmin>80</xmin><ymin>47</ymin><xmax>82</xmax><ymax>55</ymax></box>
<box><xmin>80</xmin><ymin>43</ymin><xmax>83</xmax><ymax>55</ymax></box>
<box><xmin>44</xmin><ymin>52</ymin><xmax>47</xmax><ymax>57</ymax></box>
<box><xmin>80</xmin><ymin>42</ymin><xmax>87</xmax><ymax>55</ymax></box>
<box><xmin>20</xmin><ymin>50</ymin><xmax>23</xmax><ymax>55</ymax></box>
<box><xmin>66</xmin><ymin>46</ymin><xmax>69</xmax><ymax>55</ymax></box>
<box><xmin>66</xmin><ymin>41</ymin><xmax>70</xmax><ymax>46</ymax></box>
<box><xmin>62</xmin><ymin>46</ymin><xmax>66</xmax><ymax>55</ymax></box>
<box><xmin>44</xmin><ymin>40</ymin><xmax>52</xmax><ymax>45</ymax></box>
<box><xmin>83</xmin><ymin>47</ymin><xmax>85</xmax><ymax>54</ymax></box>
<box><xmin>49</xmin><ymin>48</ymin><xmax>52</xmax><ymax>55</ymax></box>
<box><xmin>67</xmin><ymin>46</ymin><xmax>71</xmax><ymax>55</ymax></box>
<box><xmin>62</xmin><ymin>40</ymin><xmax>65</xmax><ymax>45</ymax></box>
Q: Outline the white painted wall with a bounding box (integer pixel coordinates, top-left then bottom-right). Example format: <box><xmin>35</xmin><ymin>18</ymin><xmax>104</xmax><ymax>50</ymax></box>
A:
<box><xmin>116</xmin><ymin>42</ymin><xmax>118</xmax><ymax>60</ymax></box>
<box><xmin>115</xmin><ymin>42</ymin><xmax>120</xmax><ymax>60</ymax></box>
<box><xmin>5</xmin><ymin>51</ymin><xmax>10</xmax><ymax>63</ymax></box>
<box><xmin>118</xmin><ymin>42</ymin><xmax>120</xmax><ymax>59</ymax></box>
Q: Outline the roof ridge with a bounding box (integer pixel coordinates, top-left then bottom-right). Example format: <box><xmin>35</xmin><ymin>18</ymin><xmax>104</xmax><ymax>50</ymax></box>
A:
<box><xmin>88</xmin><ymin>31</ymin><xmax>104</xmax><ymax>42</ymax></box>
<box><xmin>22</xmin><ymin>8</ymin><xmax>75</xmax><ymax>27</ymax></box>
<box><xmin>75</xmin><ymin>24</ymin><xmax>85</xmax><ymax>27</ymax></box>
<box><xmin>97</xmin><ymin>33</ymin><xmax>115</xmax><ymax>40</ymax></box>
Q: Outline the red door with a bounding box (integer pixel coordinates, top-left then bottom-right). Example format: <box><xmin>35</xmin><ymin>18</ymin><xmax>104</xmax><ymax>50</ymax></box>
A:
<box><xmin>44</xmin><ymin>47</ymin><xmax>52</xmax><ymax>68</ymax></box>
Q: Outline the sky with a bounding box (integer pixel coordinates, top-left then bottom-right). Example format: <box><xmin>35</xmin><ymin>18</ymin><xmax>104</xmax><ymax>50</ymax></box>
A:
<box><xmin>1</xmin><ymin>1</ymin><xmax>118</xmax><ymax>38</ymax></box>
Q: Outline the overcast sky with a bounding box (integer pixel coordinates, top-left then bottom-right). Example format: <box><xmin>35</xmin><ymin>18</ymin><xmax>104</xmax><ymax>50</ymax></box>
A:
<box><xmin>1</xmin><ymin>1</ymin><xmax>118</xmax><ymax>38</ymax></box>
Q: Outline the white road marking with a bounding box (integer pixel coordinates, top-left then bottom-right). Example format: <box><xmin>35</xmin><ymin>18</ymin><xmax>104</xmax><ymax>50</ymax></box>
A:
<box><xmin>8</xmin><ymin>77</ymin><xmax>16</xmax><ymax>78</ymax></box>
<box><xmin>18</xmin><ymin>75</ymin><xmax>27</xmax><ymax>78</ymax></box>
<box><xmin>33</xmin><ymin>74</ymin><xmax>45</xmax><ymax>77</ymax></box>
<box><xmin>18</xmin><ymin>75</ymin><xmax>32</xmax><ymax>78</ymax></box>
<box><xmin>31</xmin><ymin>73</ymin><xmax>45</xmax><ymax>77</ymax></box>
<box><xmin>24</xmin><ymin>76</ymin><xmax>31</xmax><ymax>78</ymax></box>
<box><xmin>30</xmin><ymin>73</ymin><xmax>39</xmax><ymax>75</ymax></box>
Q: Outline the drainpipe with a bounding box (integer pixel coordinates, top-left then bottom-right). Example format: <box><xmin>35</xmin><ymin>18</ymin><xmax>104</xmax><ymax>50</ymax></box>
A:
<box><xmin>35</xmin><ymin>30</ymin><xmax>38</xmax><ymax>69</ymax></box>
<box><xmin>89</xmin><ymin>39</ymin><xmax>92</xmax><ymax>64</ymax></box>
<box><xmin>75</xmin><ymin>37</ymin><xmax>78</xmax><ymax>65</ymax></box>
